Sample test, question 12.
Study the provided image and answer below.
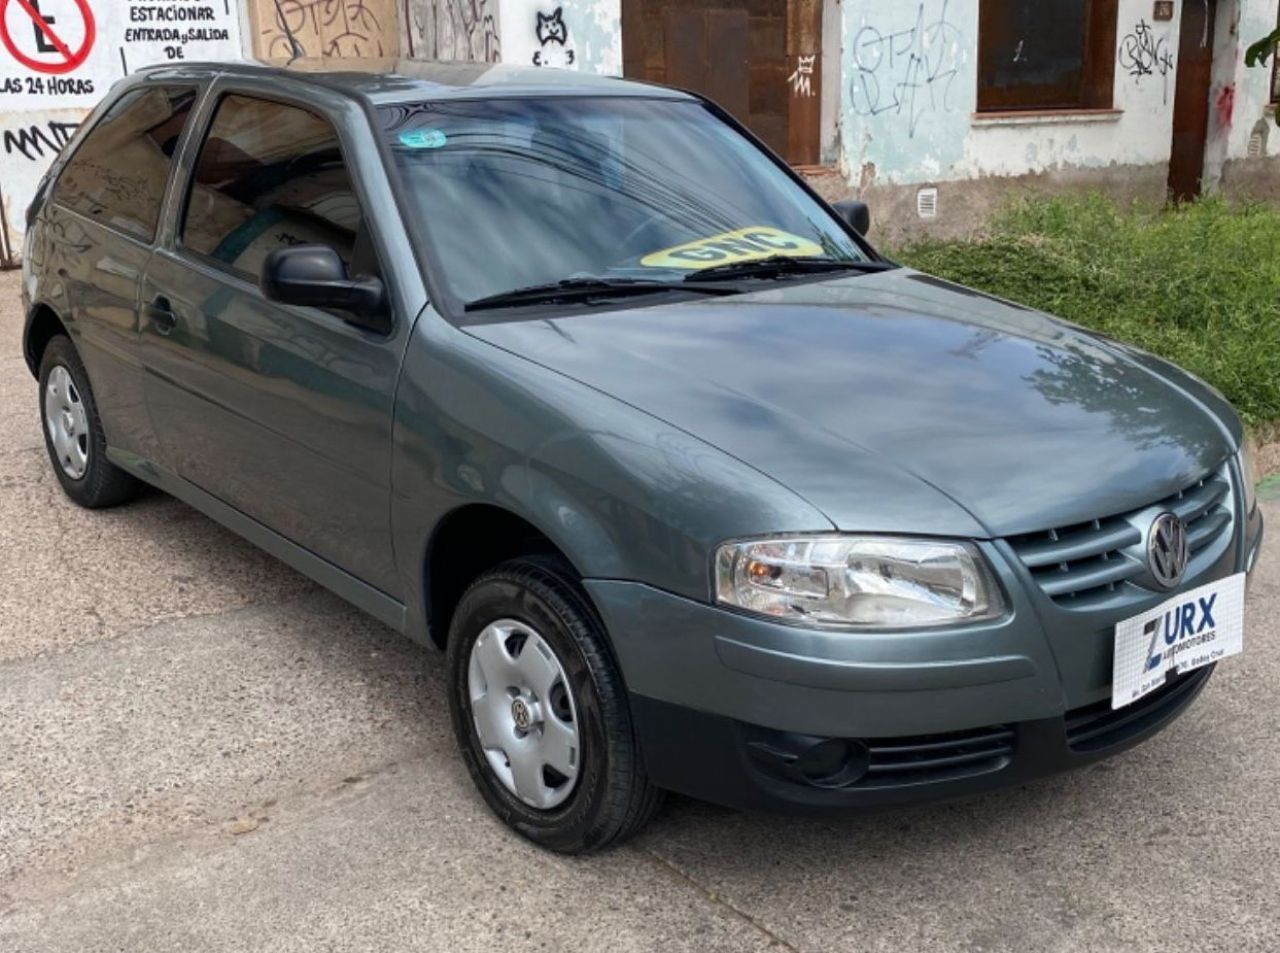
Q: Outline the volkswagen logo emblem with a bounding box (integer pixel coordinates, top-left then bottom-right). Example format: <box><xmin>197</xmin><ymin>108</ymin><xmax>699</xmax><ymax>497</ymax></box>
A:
<box><xmin>1147</xmin><ymin>512</ymin><xmax>1190</xmax><ymax>590</ymax></box>
<box><xmin>511</xmin><ymin>697</ymin><xmax>533</xmax><ymax>732</ymax></box>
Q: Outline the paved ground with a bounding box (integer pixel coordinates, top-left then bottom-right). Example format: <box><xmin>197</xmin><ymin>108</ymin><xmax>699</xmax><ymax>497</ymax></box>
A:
<box><xmin>2</xmin><ymin>267</ymin><xmax>1278</xmax><ymax>952</ymax></box>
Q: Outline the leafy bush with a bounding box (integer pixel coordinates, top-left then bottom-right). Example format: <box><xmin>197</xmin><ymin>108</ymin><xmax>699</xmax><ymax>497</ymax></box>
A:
<box><xmin>894</xmin><ymin>195</ymin><xmax>1280</xmax><ymax>425</ymax></box>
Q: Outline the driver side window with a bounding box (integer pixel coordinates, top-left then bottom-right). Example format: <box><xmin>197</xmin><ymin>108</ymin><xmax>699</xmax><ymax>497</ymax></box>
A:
<box><xmin>181</xmin><ymin>94</ymin><xmax>379</xmax><ymax>283</ymax></box>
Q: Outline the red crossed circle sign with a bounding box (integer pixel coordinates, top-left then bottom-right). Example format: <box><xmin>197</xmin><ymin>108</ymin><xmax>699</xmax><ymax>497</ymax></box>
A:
<box><xmin>0</xmin><ymin>0</ymin><xmax>95</xmax><ymax>74</ymax></box>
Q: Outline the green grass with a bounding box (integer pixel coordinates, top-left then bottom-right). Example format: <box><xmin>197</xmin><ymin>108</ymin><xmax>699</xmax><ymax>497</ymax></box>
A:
<box><xmin>892</xmin><ymin>195</ymin><xmax>1280</xmax><ymax>426</ymax></box>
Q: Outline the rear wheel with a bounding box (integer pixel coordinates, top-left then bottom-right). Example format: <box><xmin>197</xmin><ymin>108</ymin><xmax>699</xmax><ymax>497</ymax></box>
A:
<box><xmin>446</xmin><ymin>557</ymin><xmax>663</xmax><ymax>853</ymax></box>
<box><xmin>38</xmin><ymin>335</ymin><xmax>139</xmax><ymax>509</ymax></box>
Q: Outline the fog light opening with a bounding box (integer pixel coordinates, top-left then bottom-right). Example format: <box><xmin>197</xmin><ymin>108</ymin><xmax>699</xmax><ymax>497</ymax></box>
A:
<box><xmin>794</xmin><ymin>738</ymin><xmax>870</xmax><ymax>788</ymax></box>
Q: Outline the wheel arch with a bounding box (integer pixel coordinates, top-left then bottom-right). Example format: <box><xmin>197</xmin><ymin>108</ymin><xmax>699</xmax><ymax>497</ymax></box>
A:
<box><xmin>24</xmin><ymin>303</ymin><xmax>70</xmax><ymax>378</ymax></box>
<box><xmin>422</xmin><ymin>502</ymin><xmax>591</xmax><ymax>650</ymax></box>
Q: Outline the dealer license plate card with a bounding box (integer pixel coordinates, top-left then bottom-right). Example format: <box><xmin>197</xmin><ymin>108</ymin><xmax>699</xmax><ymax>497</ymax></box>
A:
<box><xmin>1111</xmin><ymin>573</ymin><xmax>1246</xmax><ymax>710</ymax></box>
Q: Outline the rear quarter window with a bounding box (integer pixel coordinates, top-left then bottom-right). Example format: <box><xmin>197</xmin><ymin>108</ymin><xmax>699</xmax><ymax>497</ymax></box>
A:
<box><xmin>53</xmin><ymin>86</ymin><xmax>197</xmax><ymax>242</ymax></box>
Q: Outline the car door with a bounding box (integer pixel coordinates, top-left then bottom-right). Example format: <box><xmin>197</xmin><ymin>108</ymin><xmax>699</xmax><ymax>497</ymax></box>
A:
<box><xmin>42</xmin><ymin>83</ymin><xmax>198</xmax><ymax>466</ymax></box>
<box><xmin>138</xmin><ymin>90</ymin><xmax>404</xmax><ymax>596</ymax></box>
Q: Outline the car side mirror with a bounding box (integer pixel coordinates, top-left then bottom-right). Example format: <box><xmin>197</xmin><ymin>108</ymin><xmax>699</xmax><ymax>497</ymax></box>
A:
<box><xmin>260</xmin><ymin>244</ymin><xmax>389</xmax><ymax>333</ymax></box>
<box><xmin>832</xmin><ymin>199</ymin><xmax>871</xmax><ymax>237</ymax></box>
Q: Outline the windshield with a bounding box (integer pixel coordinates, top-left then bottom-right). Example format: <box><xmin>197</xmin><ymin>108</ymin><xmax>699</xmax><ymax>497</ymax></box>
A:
<box><xmin>379</xmin><ymin>97</ymin><xmax>870</xmax><ymax>311</ymax></box>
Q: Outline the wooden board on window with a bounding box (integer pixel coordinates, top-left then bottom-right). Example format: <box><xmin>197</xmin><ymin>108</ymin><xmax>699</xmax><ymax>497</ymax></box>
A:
<box><xmin>622</xmin><ymin>0</ymin><xmax>821</xmax><ymax>165</ymax></box>
<box><xmin>976</xmin><ymin>0</ymin><xmax>1117</xmax><ymax>112</ymax></box>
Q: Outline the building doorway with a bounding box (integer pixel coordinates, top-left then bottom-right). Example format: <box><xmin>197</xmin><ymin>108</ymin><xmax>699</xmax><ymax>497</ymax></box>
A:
<box><xmin>1167</xmin><ymin>0</ymin><xmax>1218</xmax><ymax>201</ymax></box>
<box><xmin>620</xmin><ymin>0</ymin><xmax>823</xmax><ymax>165</ymax></box>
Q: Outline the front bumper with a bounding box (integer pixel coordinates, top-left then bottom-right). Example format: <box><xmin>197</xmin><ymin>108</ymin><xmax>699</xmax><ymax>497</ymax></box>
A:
<box><xmin>628</xmin><ymin>664</ymin><xmax>1213</xmax><ymax>813</ymax></box>
<box><xmin>583</xmin><ymin>506</ymin><xmax>1262</xmax><ymax>813</ymax></box>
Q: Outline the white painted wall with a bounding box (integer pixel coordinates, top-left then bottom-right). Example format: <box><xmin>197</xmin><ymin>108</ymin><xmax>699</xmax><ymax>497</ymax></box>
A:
<box><xmin>840</xmin><ymin>0</ymin><xmax>1178</xmax><ymax>187</ymax></box>
<box><xmin>1212</xmin><ymin>0</ymin><xmax>1280</xmax><ymax>170</ymax></box>
<box><xmin>836</xmin><ymin>0</ymin><xmax>1279</xmax><ymax>192</ymax></box>
<box><xmin>497</xmin><ymin>0</ymin><xmax>621</xmax><ymax>74</ymax></box>
<box><xmin>401</xmin><ymin>0</ymin><xmax>621</xmax><ymax>73</ymax></box>
<box><xmin>0</xmin><ymin>0</ymin><xmax>244</xmax><ymax>257</ymax></box>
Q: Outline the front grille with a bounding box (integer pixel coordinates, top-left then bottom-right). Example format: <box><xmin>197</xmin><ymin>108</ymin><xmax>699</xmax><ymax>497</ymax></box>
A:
<box><xmin>1064</xmin><ymin>665</ymin><xmax>1213</xmax><ymax>753</ymax></box>
<box><xmin>1007</xmin><ymin>463</ymin><xmax>1233</xmax><ymax>605</ymax></box>
<box><xmin>859</xmin><ymin>725</ymin><xmax>1015</xmax><ymax>787</ymax></box>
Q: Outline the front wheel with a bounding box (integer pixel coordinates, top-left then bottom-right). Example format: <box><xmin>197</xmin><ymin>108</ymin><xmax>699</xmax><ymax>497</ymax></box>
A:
<box><xmin>446</xmin><ymin>557</ymin><xmax>663</xmax><ymax>853</ymax></box>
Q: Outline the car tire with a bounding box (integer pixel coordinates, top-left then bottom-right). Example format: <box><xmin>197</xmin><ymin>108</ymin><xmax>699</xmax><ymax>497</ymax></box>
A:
<box><xmin>446</xmin><ymin>556</ymin><xmax>664</xmax><ymax>853</ymax></box>
<box><xmin>38</xmin><ymin>335</ymin><xmax>140</xmax><ymax>509</ymax></box>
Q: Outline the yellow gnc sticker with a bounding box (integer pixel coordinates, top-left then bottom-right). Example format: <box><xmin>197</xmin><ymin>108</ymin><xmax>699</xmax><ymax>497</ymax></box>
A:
<box><xmin>640</xmin><ymin>227</ymin><xmax>825</xmax><ymax>270</ymax></box>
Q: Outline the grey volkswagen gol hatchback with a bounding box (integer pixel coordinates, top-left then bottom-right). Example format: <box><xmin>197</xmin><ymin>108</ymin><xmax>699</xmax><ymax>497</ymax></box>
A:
<box><xmin>21</xmin><ymin>60</ymin><xmax>1263</xmax><ymax>853</ymax></box>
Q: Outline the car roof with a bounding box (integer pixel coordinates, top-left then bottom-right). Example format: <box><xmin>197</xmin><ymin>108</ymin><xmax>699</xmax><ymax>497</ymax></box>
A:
<box><xmin>134</xmin><ymin>58</ymin><xmax>694</xmax><ymax>106</ymax></box>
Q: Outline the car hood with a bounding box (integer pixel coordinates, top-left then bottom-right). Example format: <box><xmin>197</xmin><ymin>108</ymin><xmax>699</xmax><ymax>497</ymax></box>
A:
<box><xmin>465</xmin><ymin>268</ymin><xmax>1237</xmax><ymax>538</ymax></box>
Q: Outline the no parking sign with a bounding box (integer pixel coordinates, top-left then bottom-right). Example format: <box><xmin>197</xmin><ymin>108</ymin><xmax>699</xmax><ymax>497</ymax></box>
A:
<box><xmin>0</xmin><ymin>0</ymin><xmax>95</xmax><ymax>75</ymax></box>
<box><xmin>1</xmin><ymin>1</ymin><xmax>243</xmax><ymax>106</ymax></box>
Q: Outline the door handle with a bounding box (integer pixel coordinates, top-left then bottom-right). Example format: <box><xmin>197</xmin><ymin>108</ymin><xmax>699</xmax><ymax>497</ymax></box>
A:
<box><xmin>146</xmin><ymin>296</ymin><xmax>178</xmax><ymax>334</ymax></box>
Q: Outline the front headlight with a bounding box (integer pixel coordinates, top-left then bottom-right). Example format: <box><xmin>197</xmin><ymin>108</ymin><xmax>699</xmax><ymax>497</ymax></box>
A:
<box><xmin>1239</xmin><ymin>443</ymin><xmax>1259</xmax><ymax>516</ymax></box>
<box><xmin>714</xmin><ymin>536</ymin><xmax>1006</xmax><ymax>628</ymax></box>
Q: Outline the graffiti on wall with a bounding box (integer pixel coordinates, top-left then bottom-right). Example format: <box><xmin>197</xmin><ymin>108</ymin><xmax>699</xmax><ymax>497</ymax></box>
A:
<box><xmin>788</xmin><ymin>54</ymin><xmax>816</xmax><ymax>98</ymax></box>
<box><xmin>848</xmin><ymin>0</ymin><xmax>963</xmax><ymax>138</ymax></box>
<box><xmin>532</xmin><ymin>6</ymin><xmax>574</xmax><ymax>68</ymax></box>
<box><xmin>1118</xmin><ymin>18</ymin><xmax>1174</xmax><ymax>103</ymax></box>
<box><xmin>406</xmin><ymin>0</ymin><xmax>500</xmax><ymax>62</ymax></box>
<box><xmin>406</xmin><ymin>0</ymin><xmax>615</xmax><ymax>72</ymax></box>
<box><xmin>3</xmin><ymin>118</ymin><xmax>79</xmax><ymax>161</ymax></box>
<box><xmin>252</xmin><ymin>0</ymin><xmax>396</xmax><ymax>60</ymax></box>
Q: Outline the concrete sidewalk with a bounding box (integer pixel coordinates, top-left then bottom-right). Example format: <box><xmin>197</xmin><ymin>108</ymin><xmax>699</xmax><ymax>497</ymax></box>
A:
<box><xmin>2</xmin><ymin>269</ymin><xmax>1278</xmax><ymax>952</ymax></box>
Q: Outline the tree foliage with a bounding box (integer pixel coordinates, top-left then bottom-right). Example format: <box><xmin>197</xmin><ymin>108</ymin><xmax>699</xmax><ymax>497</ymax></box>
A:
<box><xmin>1244</xmin><ymin>28</ymin><xmax>1280</xmax><ymax>69</ymax></box>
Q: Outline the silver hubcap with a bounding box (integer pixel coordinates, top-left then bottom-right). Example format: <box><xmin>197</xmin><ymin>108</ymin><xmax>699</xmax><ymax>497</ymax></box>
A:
<box><xmin>467</xmin><ymin>619</ymin><xmax>580</xmax><ymax>810</ymax></box>
<box><xmin>44</xmin><ymin>365</ymin><xmax>89</xmax><ymax>480</ymax></box>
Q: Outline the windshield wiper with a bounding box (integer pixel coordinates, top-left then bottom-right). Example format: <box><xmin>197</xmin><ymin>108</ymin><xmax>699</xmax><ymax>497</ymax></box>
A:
<box><xmin>465</xmin><ymin>276</ymin><xmax>739</xmax><ymax>312</ymax></box>
<box><xmin>687</xmin><ymin>255</ymin><xmax>896</xmax><ymax>282</ymax></box>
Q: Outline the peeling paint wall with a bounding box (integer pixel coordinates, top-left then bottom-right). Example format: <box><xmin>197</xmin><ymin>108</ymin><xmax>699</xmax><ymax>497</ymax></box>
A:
<box><xmin>838</xmin><ymin>0</ymin><xmax>1280</xmax><ymax>202</ymax></box>
<box><xmin>840</xmin><ymin>0</ymin><xmax>974</xmax><ymax>185</ymax></box>
<box><xmin>1204</xmin><ymin>0</ymin><xmax>1245</xmax><ymax>188</ymax></box>
<box><xmin>839</xmin><ymin>0</ymin><xmax>1191</xmax><ymax>190</ymax></box>
<box><xmin>1207</xmin><ymin>0</ymin><xmax>1280</xmax><ymax>183</ymax></box>
<box><xmin>403</xmin><ymin>0</ymin><xmax>502</xmax><ymax>61</ymax></box>
<box><xmin>1221</xmin><ymin>0</ymin><xmax>1280</xmax><ymax>159</ymax></box>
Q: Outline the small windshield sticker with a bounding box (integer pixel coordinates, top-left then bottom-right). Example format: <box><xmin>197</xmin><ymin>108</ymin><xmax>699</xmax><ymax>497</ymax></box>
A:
<box><xmin>399</xmin><ymin>129</ymin><xmax>448</xmax><ymax>149</ymax></box>
<box><xmin>641</xmin><ymin>227</ymin><xmax>825</xmax><ymax>269</ymax></box>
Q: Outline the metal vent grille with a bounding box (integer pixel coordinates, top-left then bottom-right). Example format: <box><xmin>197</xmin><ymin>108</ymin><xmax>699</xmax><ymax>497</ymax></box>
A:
<box><xmin>1008</xmin><ymin>464</ymin><xmax>1233</xmax><ymax>605</ymax></box>
<box><xmin>916</xmin><ymin>187</ymin><xmax>938</xmax><ymax>219</ymax></box>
